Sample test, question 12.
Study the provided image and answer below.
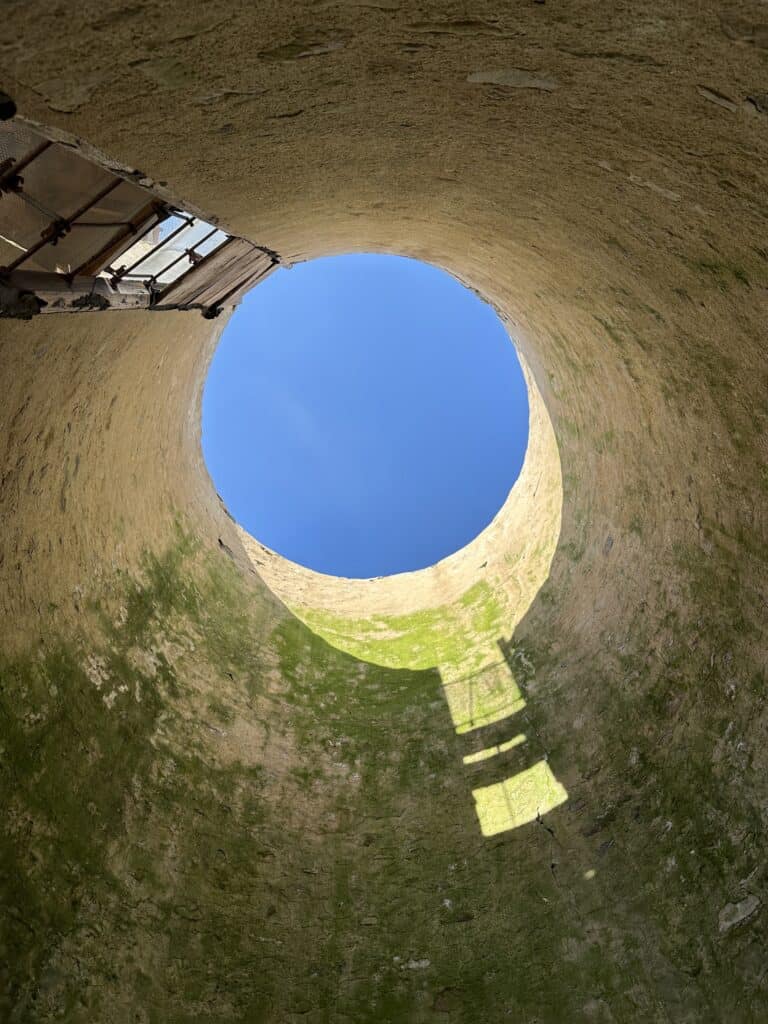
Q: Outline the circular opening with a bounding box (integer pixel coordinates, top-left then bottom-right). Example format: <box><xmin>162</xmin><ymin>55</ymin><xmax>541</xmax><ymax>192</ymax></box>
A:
<box><xmin>202</xmin><ymin>254</ymin><xmax>529</xmax><ymax>578</ymax></box>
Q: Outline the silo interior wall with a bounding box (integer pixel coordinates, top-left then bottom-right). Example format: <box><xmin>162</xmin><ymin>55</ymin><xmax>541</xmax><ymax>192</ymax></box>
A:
<box><xmin>1</xmin><ymin>3</ymin><xmax>767</xmax><ymax>1021</ymax></box>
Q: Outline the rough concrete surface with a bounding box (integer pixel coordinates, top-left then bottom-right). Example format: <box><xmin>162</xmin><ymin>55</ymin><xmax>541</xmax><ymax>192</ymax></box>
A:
<box><xmin>1</xmin><ymin>2</ymin><xmax>768</xmax><ymax>1021</ymax></box>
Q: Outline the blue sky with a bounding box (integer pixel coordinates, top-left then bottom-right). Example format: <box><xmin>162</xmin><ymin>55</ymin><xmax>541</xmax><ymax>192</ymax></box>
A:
<box><xmin>202</xmin><ymin>254</ymin><xmax>529</xmax><ymax>578</ymax></box>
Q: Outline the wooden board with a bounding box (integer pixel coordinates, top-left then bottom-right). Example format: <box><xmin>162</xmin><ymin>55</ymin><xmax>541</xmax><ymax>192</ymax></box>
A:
<box><xmin>154</xmin><ymin>238</ymin><xmax>277</xmax><ymax>310</ymax></box>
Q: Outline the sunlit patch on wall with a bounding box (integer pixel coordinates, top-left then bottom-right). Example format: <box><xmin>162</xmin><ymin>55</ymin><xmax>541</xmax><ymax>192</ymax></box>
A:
<box><xmin>444</xmin><ymin>656</ymin><xmax>568</xmax><ymax>837</ymax></box>
<box><xmin>472</xmin><ymin>760</ymin><xmax>568</xmax><ymax>837</ymax></box>
<box><xmin>228</xmin><ymin>253</ymin><xmax>567</xmax><ymax>842</ymax></box>
<box><xmin>442</xmin><ymin>660</ymin><xmax>527</xmax><ymax>734</ymax></box>
<box><xmin>462</xmin><ymin>733</ymin><xmax>526</xmax><ymax>765</ymax></box>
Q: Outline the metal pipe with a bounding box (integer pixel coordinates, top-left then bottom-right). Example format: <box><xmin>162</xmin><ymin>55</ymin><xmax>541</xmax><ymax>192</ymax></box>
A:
<box><xmin>13</xmin><ymin>188</ymin><xmax>61</xmax><ymax>222</ymax></box>
<box><xmin>71</xmin><ymin>220</ymin><xmax>137</xmax><ymax>229</ymax></box>
<box><xmin>69</xmin><ymin>203</ymin><xmax>166</xmax><ymax>280</ymax></box>
<box><xmin>146</xmin><ymin>226</ymin><xmax>219</xmax><ymax>287</ymax></box>
<box><xmin>0</xmin><ymin>139</ymin><xmax>51</xmax><ymax>194</ymax></box>
<box><xmin>109</xmin><ymin>213</ymin><xmax>194</xmax><ymax>281</ymax></box>
<box><xmin>153</xmin><ymin>234</ymin><xmax>232</xmax><ymax>304</ymax></box>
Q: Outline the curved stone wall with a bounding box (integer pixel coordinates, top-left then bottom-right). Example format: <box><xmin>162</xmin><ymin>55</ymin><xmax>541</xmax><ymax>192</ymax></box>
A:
<box><xmin>1</xmin><ymin>4</ymin><xmax>767</xmax><ymax>1022</ymax></box>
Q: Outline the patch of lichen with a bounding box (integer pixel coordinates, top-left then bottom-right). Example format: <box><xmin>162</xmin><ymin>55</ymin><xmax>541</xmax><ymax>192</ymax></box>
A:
<box><xmin>267</xmin><ymin>626</ymin><xmax>596</xmax><ymax>1023</ymax></box>
<box><xmin>293</xmin><ymin>580</ymin><xmax>507</xmax><ymax>672</ymax></box>
<box><xmin>261</xmin><ymin>593</ymin><xmax>629</xmax><ymax>1022</ymax></box>
<box><xmin>6</xmin><ymin>521</ymin><xmax>767</xmax><ymax>1023</ymax></box>
<box><xmin>273</xmin><ymin>612</ymin><xmax>444</xmax><ymax>747</ymax></box>
<box><xmin>0</xmin><ymin>523</ymin><xmax>282</xmax><ymax>1019</ymax></box>
<box><xmin>496</xmin><ymin>603</ymin><xmax>768</xmax><ymax>1013</ymax></box>
<box><xmin>687</xmin><ymin>257</ymin><xmax>754</xmax><ymax>292</ymax></box>
<box><xmin>0</xmin><ymin>594</ymin><xmax>167</xmax><ymax>1016</ymax></box>
<box><xmin>0</xmin><ymin>528</ymin><xmax>431</xmax><ymax>1018</ymax></box>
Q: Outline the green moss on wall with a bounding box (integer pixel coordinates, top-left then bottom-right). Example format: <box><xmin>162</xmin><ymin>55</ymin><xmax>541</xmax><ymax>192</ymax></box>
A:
<box><xmin>293</xmin><ymin>580</ymin><xmax>506</xmax><ymax>672</ymax></box>
<box><xmin>4</xmin><ymin>523</ymin><xmax>768</xmax><ymax>1023</ymax></box>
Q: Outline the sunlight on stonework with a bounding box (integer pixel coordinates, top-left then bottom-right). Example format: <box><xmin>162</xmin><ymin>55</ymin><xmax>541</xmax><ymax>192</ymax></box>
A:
<box><xmin>462</xmin><ymin>733</ymin><xmax>527</xmax><ymax>765</ymax></box>
<box><xmin>441</xmin><ymin>656</ymin><xmax>568</xmax><ymax>837</ymax></box>
<box><xmin>472</xmin><ymin>760</ymin><xmax>568</xmax><ymax>836</ymax></box>
<box><xmin>442</xmin><ymin>659</ymin><xmax>527</xmax><ymax>734</ymax></box>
